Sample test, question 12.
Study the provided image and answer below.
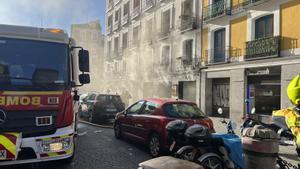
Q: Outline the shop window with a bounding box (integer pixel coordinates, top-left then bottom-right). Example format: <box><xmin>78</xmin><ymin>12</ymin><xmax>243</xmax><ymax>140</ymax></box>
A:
<box><xmin>213</xmin><ymin>28</ymin><xmax>226</xmax><ymax>63</ymax></box>
<box><xmin>255</xmin><ymin>14</ymin><xmax>274</xmax><ymax>39</ymax></box>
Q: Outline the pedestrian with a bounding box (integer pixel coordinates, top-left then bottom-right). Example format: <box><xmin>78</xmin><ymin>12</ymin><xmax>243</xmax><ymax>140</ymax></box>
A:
<box><xmin>273</xmin><ymin>74</ymin><xmax>300</xmax><ymax>168</ymax></box>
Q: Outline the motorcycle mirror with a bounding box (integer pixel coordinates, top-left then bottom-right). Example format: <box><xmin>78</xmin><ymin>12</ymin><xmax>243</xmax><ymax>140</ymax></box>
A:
<box><xmin>251</xmin><ymin>108</ymin><xmax>256</xmax><ymax>114</ymax></box>
<box><xmin>218</xmin><ymin>108</ymin><xmax>223</xmax><ymax>115</ymax></box>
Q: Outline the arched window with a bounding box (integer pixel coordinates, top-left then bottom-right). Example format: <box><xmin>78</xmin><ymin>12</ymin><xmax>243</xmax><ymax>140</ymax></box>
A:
<box><xmin>255</xmin><ymin>14</ymin><xmax>274</xmax><ymax>39</ymax></box>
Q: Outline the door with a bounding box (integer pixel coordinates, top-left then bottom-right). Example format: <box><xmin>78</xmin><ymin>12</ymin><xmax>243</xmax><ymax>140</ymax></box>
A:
<box><xmin>212</xmin><ymin>78</ymin><xmax>230</xmax><ymax>118</ymax></box>
<box><xmin>131</xmin><ymin>101</ymin><xmax>160</xmax><ymax>142</ymax></box>
<box><xmin>121</xmin><ymin>100</ymin><xmax>145</xmax><ymax>139</ymax></box>
<box><xmin>214</xmin><ymin>28</ymin><xmax>225</xmax><ymax>63</ymax></box>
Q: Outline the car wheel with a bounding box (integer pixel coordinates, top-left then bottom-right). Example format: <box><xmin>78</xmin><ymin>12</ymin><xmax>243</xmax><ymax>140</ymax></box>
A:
<box><xmin>200</xmin><ymin>155</ymin><xmax>224</xmax><ymax>169</ymax></box>
<box><xmin>149</xmin><ymin>133</ymin><xmax>161</xmax><ymax>157</ymax></box>
<box><xmin>114</xmin><ymin>123</ymin><xmax>122</xmax><ymax>139</ymax></box>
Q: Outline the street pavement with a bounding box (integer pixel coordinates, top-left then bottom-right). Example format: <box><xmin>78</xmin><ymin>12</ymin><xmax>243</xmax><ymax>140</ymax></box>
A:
<box><xmin>3</xmin><ymin>123</ymin><xmax>151</xmax><ymax>169</ymax></box>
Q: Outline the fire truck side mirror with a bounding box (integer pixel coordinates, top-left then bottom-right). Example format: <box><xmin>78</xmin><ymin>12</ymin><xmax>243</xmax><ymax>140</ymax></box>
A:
<box><xmin>79</xmin><ymin>49</ymin><xmax>90</xmax><ymax>73</ymax></box>
<box><xmin>79</xmin><ymin>74</ymin><xmax>90</xmax><ymax>84</ymax></box>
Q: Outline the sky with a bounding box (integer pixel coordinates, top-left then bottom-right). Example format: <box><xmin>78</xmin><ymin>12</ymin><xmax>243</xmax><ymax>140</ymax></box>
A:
<box><xmin>0</xmin><ymin>0</ymin><xmax>106</xmax><ymax>34</ymax></box>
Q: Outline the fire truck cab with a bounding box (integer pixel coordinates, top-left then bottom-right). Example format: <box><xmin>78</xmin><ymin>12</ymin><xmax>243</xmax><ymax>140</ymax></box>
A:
<box><xmin>0</xmin><ymin>24</ymin><xmax>90</xmax><ymax>165</ymax></box>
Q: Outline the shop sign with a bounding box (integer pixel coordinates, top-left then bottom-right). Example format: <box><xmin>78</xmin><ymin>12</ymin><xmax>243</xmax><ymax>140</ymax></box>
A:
<box><xmin>247</xmin><ymin>68</ymin><xmax>270</xmax><ymax>76</ymax></box>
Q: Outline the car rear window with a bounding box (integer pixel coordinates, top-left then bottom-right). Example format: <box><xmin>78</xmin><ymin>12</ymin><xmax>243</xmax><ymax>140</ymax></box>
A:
<box><xmin>97</xmin><ymin>95</ymin><xmax>122</xmax><ymax>103</ymax></box>
<box><xmin>163</xmin><ymin>103</ymin><xmax>206</xmax><ymax>118</ymax></box>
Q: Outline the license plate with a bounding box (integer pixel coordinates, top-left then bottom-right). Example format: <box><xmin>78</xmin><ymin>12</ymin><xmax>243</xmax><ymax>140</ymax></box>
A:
<box><xmin>106</xmin><ymin>108</ymin><xmax>117</xmax><ymax>112</ymax></box>
<box><xmin>0</xmin><ymin>150</ymin><xmax>7</xmax><ymax>160</ymax></box>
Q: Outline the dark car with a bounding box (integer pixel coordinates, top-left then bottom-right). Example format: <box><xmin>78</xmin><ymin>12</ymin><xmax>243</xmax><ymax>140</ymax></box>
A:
<box><xmin>114</xmin><ymin>98</ymin><xmax>215</xmax><ymax>157</ymax></box>
<box><xmin>79</xmin><ymin>92</ymin><xmax>125</xmax><ymax>123</ymax></box>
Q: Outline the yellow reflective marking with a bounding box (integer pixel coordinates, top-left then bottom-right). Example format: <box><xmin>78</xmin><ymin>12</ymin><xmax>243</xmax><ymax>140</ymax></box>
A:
<box><xmin>2</xmin><ymin>91</ymin><xmax>63</xmax><ymax>95</ymax></box>
<box><xmin>0</xmin><ymin>135</ymin><xmax>16</xmax><ymax>156</ymax></box>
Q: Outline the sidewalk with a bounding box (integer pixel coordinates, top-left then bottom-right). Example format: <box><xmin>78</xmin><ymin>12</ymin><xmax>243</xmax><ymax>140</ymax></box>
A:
<box><xmin>210</xmin><ymin>117</ymin><xmax>298</xmax><ymax>166</ymax></box>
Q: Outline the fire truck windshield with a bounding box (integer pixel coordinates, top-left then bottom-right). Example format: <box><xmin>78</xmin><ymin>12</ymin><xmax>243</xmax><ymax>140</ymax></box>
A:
<box><xmin>0</xmin><ymin>37</ymin><xmax>69</xmax><ymax>90</ymax></box>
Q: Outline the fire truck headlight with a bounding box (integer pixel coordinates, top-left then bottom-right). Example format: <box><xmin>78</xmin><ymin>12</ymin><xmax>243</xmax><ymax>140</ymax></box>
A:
<box><xmin>41</xmin><ymin>137</ymin><xmax>72</xmax><ymax>153</ymax></box>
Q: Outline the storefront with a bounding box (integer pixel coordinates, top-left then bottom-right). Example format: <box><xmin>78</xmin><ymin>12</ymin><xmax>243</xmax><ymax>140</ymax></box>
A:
<box><xmin>212</xmin><ymin>78</ymin><xmax>230</xmax><ymax>117</ymax></box>
<box><xmin>246</xmin><ymin>66</ymin><xmax>281</xmax><ymax>115</ymax></box>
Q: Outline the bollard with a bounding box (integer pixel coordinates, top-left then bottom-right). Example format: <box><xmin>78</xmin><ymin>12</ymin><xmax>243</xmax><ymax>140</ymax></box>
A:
<box><xmin>242</xmin><ymin>125</ymin><xmax>279</xmax><ymax>169</ymax></box>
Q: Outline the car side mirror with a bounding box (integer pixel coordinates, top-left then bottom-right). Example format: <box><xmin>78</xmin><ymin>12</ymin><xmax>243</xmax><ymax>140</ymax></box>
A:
<box><xmin>79</xmin><ymin>74</ymin><xmax>90</xmax><ymax>84</ymax></box>
<box><xmin>79</xmin><ymin>49</ymin><xmax>90</xmax><ymax>72</ymax></box>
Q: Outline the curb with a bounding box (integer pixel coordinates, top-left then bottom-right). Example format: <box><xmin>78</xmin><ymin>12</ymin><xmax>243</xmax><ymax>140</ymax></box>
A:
<box><xmin>79</xmin><ymin>120</ymin><xmax>114</xmax><ymax>129</ymax></box>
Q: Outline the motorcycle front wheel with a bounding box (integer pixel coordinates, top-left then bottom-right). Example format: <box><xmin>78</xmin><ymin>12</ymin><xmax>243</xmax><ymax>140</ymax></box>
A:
<box><xmin>200</xmin><ymin>155</ymin><xmax>224</xmax><ymax>169</ymax></box>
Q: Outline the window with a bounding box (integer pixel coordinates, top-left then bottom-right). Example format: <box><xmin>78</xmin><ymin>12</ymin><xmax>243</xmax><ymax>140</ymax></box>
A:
<box><xmin>124</xmin><ymin>2</ymin><xmax>130</xmax><ymax>16</ymax></box>
<box><xmin>183</xmin><ymin>39</ymin><xmax>193</xmax><ymax>62</ymax></box>
<box><xmin>127</xmin><ymin>101</ymin><xmax>144</xmax><ymax>114</ymax></box>
<box><xmin>163</xmin><ymin>103</ymin><xmax>206</xmax><ymax>118</ymax></box>
<box><xmin>133</xmin><ymin>26</ymin><xmax>140</xmax><ymax>45</ymax></box>
<box><xmin>122</xmin><ymin>32</ymin><xmax>128</xmax><ymax>49</ymax></box>
<box><xmin>133</xmin><ymin>0</ymin><xmax>140</xmax><ymax>9</ymax></box>
<box><xmin>114</xmin><ymin>37</ymin><xmax>119</xmax><ymax>53</ymax></box>
<box><xmin>214</xmin><ymin>28</ymin><xmax>225</xmax><ymax>63</ymax></box>
<box><xmin>145</xmin><ymin>19</ymin><xmax>153</xmax><ymax>41</ymax></box>
<box><xmin>115</xmin><ymin>9</ymin><xmax>121</xmax><ymax>22</ymax></box>
<box><xmin>108</xmin><ymin>15</ymin><xmax>113</xmax><ymax>27</ymax></box>
<box><xmin>141</xmin><ymin>101</ymin><xmax>159</xmax><ymax>115</ymax></box>
<box><xmin>161</xmin><ymin>10</ymin><xmax>171</xmax><ymax>33</ymax></box>
<box><xmin>108</xmin><ymin>41</ymin><xmax>112</xmax><ymax>56</ymax></box>
<box><xmin>255</xmin><ymin>14</ymin><xmax>274</xmax><ymax>39</ymax></box>
<box><xmin>182</xmin><ymin>0</ymin><xmax>193</xmax><ymax>16</ymax></box>
<box><xmin>161</xmin><ymin>46</ymin><xmax>170</xmax><ymax>65</ymax></box>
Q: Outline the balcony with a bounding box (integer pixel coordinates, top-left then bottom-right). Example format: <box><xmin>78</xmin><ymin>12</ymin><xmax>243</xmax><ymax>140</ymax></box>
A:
<box><xmin>121</xmin><ymin>14</ymin><xmax>129</xmax><ymax>26</ymax></box>
<box><xmin>106</xmin><ymin>25</ymin><xmax>112</xmax><ymax>35</ymax></box>
<box><xmin>107</xmin><ymin>2</ymin><xmax>113</xmax><ymax>11</ymax></box>
<box><xmin>179</xmin><ymin>15</ymin><xmax>197</xmax><ymax>32</ymax></box>
<box><xmin>203</xmin><ymin>0</ymin><xmax>231</xmax><ymax>21</ymax></box>
<box><xmin>158</xmin><ymin>30</ymin><xmax>170</xmax><ymax>40</ymax></box>
<box><xmin>245</xmin><ymin>36</ymin><xmax>280</xmax><ymax>60</ymax></box>
<box><xmin>113</xmin><ymin>21</ymin><xmax>120</xmax><ymax>31</ymax></box>
<box><xmin>231</xmin><ymin>0</ymin><xmax>268</xmax><ymax>14</ymax></box>
<box><xmin>114</xmin><ymin>0</ymin><xmax>121</xmax><ymax>6</ymax></box>
<box><xmin>204</xmin><ymin>47</ymin><xmax>235</xmax><ymax>65</ymax></box>
<box><xmin>131</xmin><ymin>7</ymin><xmax>141</xmax><ymax>20</ymax></box>
<box><xmin>142</xmin><ymin>0</ymin><xmax>155</xmax><ymax>12</ymax></box>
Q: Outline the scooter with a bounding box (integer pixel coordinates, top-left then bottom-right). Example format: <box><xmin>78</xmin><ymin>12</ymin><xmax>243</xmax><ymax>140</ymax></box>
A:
<box><xmin>167</xmin><ymin>108</ymin><xmax>244</xmax><ymax>169</ymax></box>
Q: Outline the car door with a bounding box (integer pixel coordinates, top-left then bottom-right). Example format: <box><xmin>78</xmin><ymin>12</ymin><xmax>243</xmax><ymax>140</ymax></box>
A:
<box><xmin>131</xmin><ymin>101</ymin><xmax>159</xmax><ymax>143</ymax></box>
<box><xmin>121</xmin><ymin>100</ymin><xmax>145</xmax><ymax>139</ymax></box>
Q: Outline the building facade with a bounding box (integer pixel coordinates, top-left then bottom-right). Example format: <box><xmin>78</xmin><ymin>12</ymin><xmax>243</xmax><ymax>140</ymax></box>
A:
<box><xmin>71</xmin><ymin>20</ymin><xmax>105</xmax><ymax>92</ymax></box>
<box><xmin>105</xmin><ymin>0</ymin><xmax>202</xmax><ymax>106</ymax></box>
<box><xmin>200</xmin><ymin>0</ymin><xmax>300</xmax><ymax>123</ymax></box>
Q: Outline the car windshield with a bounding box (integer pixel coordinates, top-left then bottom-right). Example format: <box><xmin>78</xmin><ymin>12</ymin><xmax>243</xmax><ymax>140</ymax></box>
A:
<box><xmin>0</xmin><ymin>37</ymin><xmax>69</xmax><ymax>90</ymax></box>
<box><xmin>163</xmin><ymin>103</ymin><xmax>206</xmax><ymax>118</ymax></box>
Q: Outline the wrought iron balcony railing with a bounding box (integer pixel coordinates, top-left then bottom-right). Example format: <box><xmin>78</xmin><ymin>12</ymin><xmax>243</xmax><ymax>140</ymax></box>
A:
<box><xmin>245</xmin><ymin>36</ymin><xmax>280</xmax><ymax>60</ymax></box>
<box><xmin>179</xmin><ymin>15</ymin><xmax>197</xmax><ymax>32</ymax></box>
<box><xmin>142</xmin><ymin>0</ymin><xmax>155</xmax><ymax>12</ymax></box>
<box><xmin>203</xmin><ymin>0</ymin><xmax>231</xmax><ymax>21</ymax></box>
<box><xmin>121</xmin><ymin>14</ymin><xmax>129</xmax><ymax>25</ymax></box>
<box><xmin>204</xmin><ymin>47</ymin><xmax>233</xmax><ymax>64</ymax></box>
<box><xmin>113</xmin><ymin>21</ymin><xmax>120</xmax><ymax>31</ymax></box>
<box><xmin>131</xmin><ymin>7</ymin><xmax>141</xmax><ymax>19</ymax></box>
<box><xmin>158</xmin><ymin>30</ymin><xmax>170</xmax><ymax>40</ymax></box>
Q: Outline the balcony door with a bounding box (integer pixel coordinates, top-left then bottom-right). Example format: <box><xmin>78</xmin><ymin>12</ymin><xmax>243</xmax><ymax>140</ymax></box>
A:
<box><xmin>214</xmin><ymin>28</ymin><xmax>225</xmax><ymax>63</ymax></box>
<box><xmin>255</xmin><ymin>14</ymin><xmax>274</xmax><ymax>39</ymax></box>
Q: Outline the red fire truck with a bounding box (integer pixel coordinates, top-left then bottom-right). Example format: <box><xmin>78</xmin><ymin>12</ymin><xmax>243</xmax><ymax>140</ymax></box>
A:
<box><xmin>0</xmin><ymin>24</ymin><xmax>90</xmax><ymax>165</ymax></box>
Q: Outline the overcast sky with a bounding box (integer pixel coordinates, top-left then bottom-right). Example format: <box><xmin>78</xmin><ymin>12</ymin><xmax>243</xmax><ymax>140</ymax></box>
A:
<box><xmin>0</xmin><ymin>0</ymin><xmax>106</xmax><ymax>33</ymax></box>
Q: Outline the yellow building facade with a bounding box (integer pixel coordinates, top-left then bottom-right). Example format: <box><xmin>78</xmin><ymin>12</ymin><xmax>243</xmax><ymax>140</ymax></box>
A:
<box><xmin>200</xmin><ymin>0</ymin><xmax>300</xmax><ymax>123</ymax></box>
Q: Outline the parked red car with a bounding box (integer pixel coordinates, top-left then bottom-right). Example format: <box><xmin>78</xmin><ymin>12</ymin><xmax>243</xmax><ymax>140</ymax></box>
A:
<box><xmin>114</xmin><ymin>98</ymin><xmax>215</xmax><ymax>157</ymax></box>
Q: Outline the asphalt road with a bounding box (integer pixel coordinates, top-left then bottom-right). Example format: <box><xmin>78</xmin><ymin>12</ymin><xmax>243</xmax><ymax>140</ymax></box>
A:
<box><xmin>3</xmin><ymin>123</ymin><xmax>151</xmax><ymax>169</ymax></box>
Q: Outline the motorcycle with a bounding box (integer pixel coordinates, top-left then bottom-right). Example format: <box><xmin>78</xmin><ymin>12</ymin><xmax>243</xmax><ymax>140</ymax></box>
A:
<box><xmin>166</xmin><ymin>108</ymin><xmax>244</xmax><ymax>169</ymax></box>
